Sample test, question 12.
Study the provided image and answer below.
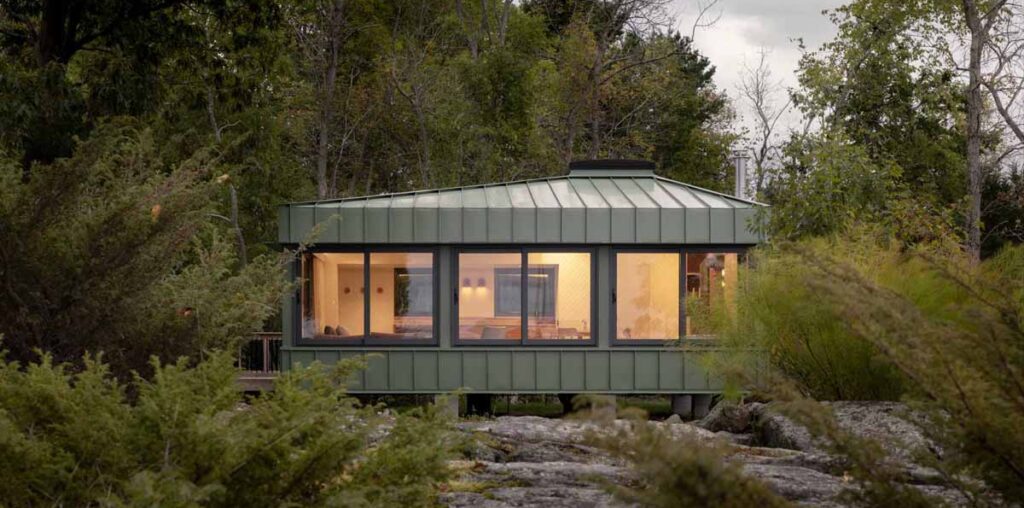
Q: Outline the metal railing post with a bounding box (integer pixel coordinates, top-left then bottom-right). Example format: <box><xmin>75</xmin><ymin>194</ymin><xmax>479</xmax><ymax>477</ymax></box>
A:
<box><xmin>262</xmin><ymin>335</ymin><xmax>271</xmax><ymax>373</ymax></box>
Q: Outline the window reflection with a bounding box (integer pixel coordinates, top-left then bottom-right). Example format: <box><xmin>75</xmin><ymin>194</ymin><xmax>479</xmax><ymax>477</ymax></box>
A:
<box><xmin>685</xmin><ymin>252</ymin><xmax>739</xmax><ymax>336</ymax></box>
<box><xmin>616</xmin><ymin>253</ymin><xmax>680</xmax><ymax>340</ymax></box>
<box><xmin>369</xmin><ymin>252</ymin><xmax>434</xmax><ymax>340</ymax></box>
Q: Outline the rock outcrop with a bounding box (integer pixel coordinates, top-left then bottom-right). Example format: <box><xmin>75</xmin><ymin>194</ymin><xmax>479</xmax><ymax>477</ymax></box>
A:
<box><xmin>442</xmin><ymin>403</ymin><xmax>966</xmax><ymax>507</ymax></box>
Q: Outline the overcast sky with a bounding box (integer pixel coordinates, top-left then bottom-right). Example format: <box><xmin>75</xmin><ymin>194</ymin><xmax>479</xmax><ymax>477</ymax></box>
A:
<box><xmin>668</xmin><ymin>0</ymin><xmax>845</xmax><ymax>133</ymax></box>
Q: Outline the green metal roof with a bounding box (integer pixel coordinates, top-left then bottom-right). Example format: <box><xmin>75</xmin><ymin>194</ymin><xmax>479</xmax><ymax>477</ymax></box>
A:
<box><xmin>278</xmin><ymin>173</ymin><xmax>766</xmax><ymax>245</ymax></box>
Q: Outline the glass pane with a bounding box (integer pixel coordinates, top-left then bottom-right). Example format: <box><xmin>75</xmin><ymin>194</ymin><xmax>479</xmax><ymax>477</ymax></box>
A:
<box><xmin>459</xmin><ymin>252</ymin><xmax>521</xmax><ymax>340</ymax></box>
<box><xmin>369</xmin><ymin>252</ymin><xmax>434</xmax><ymax>340</ymax></box>
<box><xmin>527</xmin><ymin>252</ymin><xmax>591</xmax><ymax>340</ymax></box>
<box><xmin>302</xmin><ymin>253</ymin><xmax>364</xmax><ymax>340</ymax></box>
<box><xmin>616</xmin><ymin>253</ymin><xmax>680</xmax><ymax>340</ymax></box>
<box><xmin>685</xmin><ymin>252</ymin><xmax>740</xmax><ymax>336</ymax></box>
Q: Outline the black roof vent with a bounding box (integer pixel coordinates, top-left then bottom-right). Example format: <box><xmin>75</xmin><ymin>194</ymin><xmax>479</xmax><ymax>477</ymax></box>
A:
<box><xmin>568</xmin><ymin>159</ymin><xmax>655</xmax><ymax>176</ymax></box>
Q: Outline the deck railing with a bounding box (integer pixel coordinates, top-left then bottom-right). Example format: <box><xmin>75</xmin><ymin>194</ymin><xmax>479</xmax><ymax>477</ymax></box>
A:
<box><xmin>238</xmin><ymin>332</ymin><xmax>282</xmax><ymax>375</ymax></box>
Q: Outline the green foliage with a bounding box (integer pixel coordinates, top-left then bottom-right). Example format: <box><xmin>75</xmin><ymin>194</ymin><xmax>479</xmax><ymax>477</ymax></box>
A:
<box><xmin>0</xmin><ymin>349</ymin><xmax>453</xmax><ymax>507</ymax></box>
<box><xmin>717</xmin><ymin>239</ymin><xmax>908</xmax><ymax>401</ymax></box>
<box><xmin>800</xmin><ymin>241</ymin><xmax>1024</xmax><ymax>501</ymax></box>
<box><xmin>784</xmin><ymin>0</ymin><xmax>1021</xmax><ymax>252</ymax></box>
<box><xmin>793</xmin><ymin>1</ymin><xmax>967</xmax><ymax>206</ymax></box>
<box><xmin>765</xmin><ymin>132</ymin><xmax>902</xmax><ymax>240</ymax></box>
<box><xmin>762</xmin><ymin>129</ymin><xmax>965</xmax><ymax>248</ymax></box>
<box><xmin>982</xmin><ymin>166</ymin><xmax>1024</xmax><ymax>257</ymax></box>
<box><xmin>720</xmin><ymin>235</ymin><xmax>1024</xmax><ymax>501</ymax></box>
<box><xmin>587</xmin><ymin>410</ymin><xmax>790</xmax><ymax>508</ymax></box>
<box><xmin>338</xmin><ymin>404</ymin><xmax>455</xmax><ymax>506</ymax></box>
<box><xmin>0</xmin><ymin>122</ymin><xmax>288</xmax><ymax>377</ymax></box>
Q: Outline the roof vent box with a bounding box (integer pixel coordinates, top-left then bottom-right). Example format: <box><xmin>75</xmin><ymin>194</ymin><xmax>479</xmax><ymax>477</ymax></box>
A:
<box><xmin>568</xmin><ymin>159</ymin><xmax>656</xmax><ymax>177</ymax></box>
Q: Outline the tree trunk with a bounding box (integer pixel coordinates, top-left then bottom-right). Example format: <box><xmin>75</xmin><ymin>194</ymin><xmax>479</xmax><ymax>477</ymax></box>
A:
<box><xmin>316</xmin><ymin>0</ymin><xmax>345</xmax><ymax>199</ymax></box>
<box><xmin>962</xmin><ymin>0</ymin><xmax>999</xmax><ymax>263</ymax></box>
<box><xmin>38</xmin><ymin>0</ymin><xmax>71</xmax><ymax>65</ymax></box>
<box><xmin>415</xmin><ymin>104</ymin><xmax>431</xmax><ymax>187</ymax></box>
<box><xmin>587</xmin><ymin>47</ymin><xmax>605</xmax><ymax>158</ymax></box>
<box><xmin>229</xmin><ymin>185</ymin><xmax>247</xmax><ymax>266</ymax></box>
<box><xmin>965</xmin><ymin>36</ymin><xmax>983</xmax><ymax>264</ymax></box>
<box><xmin>317</xmin><ymin>110</ymin><xmax>331</xmax><ymax>199</ymax></box>
<box><xmin>455</xmin><ymin>0</ymin><xmax>478</xmax><ymax>60</ymax></box>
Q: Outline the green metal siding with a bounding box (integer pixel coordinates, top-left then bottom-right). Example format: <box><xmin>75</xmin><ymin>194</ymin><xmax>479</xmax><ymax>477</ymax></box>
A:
<box><xmin>281</xmin><ymin>348</ymin><xmax>722</xmax><ymax>394</ymax></box>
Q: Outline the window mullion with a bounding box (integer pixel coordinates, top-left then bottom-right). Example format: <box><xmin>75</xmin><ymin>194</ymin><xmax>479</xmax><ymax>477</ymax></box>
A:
<box><xmin>363</xmin><ymin>251</ymin><xmax>370</xmax><ymax>345</ymax></box>
<box><xmin>520</xmin><ymin>249</ymin><xmax>528</xmax><ymax>344</ymax></box>
<box><xmin>679</xmin><ymin>249</ymin><xmax>686</xmax><ymax>340</ymax></box>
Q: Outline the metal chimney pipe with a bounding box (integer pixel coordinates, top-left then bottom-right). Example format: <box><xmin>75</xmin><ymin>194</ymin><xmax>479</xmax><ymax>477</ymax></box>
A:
<box><xmin>730</xmin><ymin>150</ymin><xmax>751</xmax><ymax>200</ymax></box>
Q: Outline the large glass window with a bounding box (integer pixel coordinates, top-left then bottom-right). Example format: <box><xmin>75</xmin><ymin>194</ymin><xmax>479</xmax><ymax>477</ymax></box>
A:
<box><xmin>458</xmin><ymin>252</ymin><xmax>521</xmax><ymax>340</ymax></box>
<box><xmin>615</xmin><ymin>252</ymin><xmax>680</xmax><ymax>340</ymax></box>
<box><xmin>527</xmin><ymin>252</ymin><xmax>591</xmax><ymax>340</ymax></box>
<box><xmin>457</xmin><ymin>251</ymin><xmax>593</xmax><ymax>343</ymax></box>
<box><xmin>300</xmin><ymin>251</ymin><xmax>434</xmax><ymax>343</ymax></box>
<box><xmin>302</xmin><ymin>253</ymin><xmax>365</xmax><ymax>341</ymax></box>
<box><xmin>685</xmin><ymin>252</ymin><xmax>740</xmax><ymax>336</ymax></box>
<box><xmin>369</xmin><ymin>252</ymin><xmax>434</xmax><ymax>340</ymax></box>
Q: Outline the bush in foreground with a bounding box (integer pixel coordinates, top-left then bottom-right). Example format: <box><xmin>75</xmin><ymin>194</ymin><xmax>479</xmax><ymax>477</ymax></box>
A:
<box><xmin>0</xmin><ymin>350</ymin><xmax>452</xmax><ymax>507</ymax></box>
<box><xmin>585</xmin><ymin>407</ymin><xmax>790</xmax><ymax>508</ymax></box>
<box><xmin>718</xmin><ymin>235</ymin><xmax>1024</xmax><ymax>503</ymax></box>
<box><xmin>716</xmin><ymin>236</ymin><xmax>907</xmax><ymax>401</ymax></box>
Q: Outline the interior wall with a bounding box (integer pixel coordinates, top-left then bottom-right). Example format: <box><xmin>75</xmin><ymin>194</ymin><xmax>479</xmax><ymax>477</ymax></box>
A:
<box><xmin>529</xmin><ymin>252</ymin><xmax>591</xmax><ymax>331</ymax></box>
<box><xmin>616</xmin><ymin>253</ymin><xmax>680</xmax><ymax>339</ymax></box>
<box><xmin>458</xmin><ymin>253</ymin><xmax>520</xmax><ymax>319</ymax></box>
<box><xmin>311</xmin><ymin>253</ymin><xmax>364</xmax><ymax>336</ymax></box>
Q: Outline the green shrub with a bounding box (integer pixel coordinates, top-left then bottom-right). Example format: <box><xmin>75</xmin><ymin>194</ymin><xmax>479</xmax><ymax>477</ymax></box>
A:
<box><xmin>797</xmin><ymin>241</ymin><xmax>1024</xmax><ymax>502</ymax></box>
<box><xmin>586</xmin><ymin>409</ymin><xmax>790</xmax><ymax>508</ymax></box>
<box><xmin>719</xmin><ymin>235</ymin><xmax>1024</xmax><ymax>502</ymax></box>
<box><xmin>0</xmin><ymin>121</ymin><xmax>289</xmax><ymax>379</ymax></box>
<box><xmin>716</xmin><ymin>237</ymin><xmax>907</xmax><ymax>401</ymax></box>
<box><xmin>0</xmin><ymin>349</ymin><xmax>453</xmax><ymax>507</ymax></box>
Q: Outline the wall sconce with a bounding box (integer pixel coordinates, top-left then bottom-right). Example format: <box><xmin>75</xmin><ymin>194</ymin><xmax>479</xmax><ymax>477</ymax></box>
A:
<box><xmin>477</xmin><ymin>277</ymin><xmax>487</xmax><ymax>288</ymax></box>
<box><xmin>462</xmin><ymin>277</ymin><xmax>472</xmax><ymax>288</ymax></box>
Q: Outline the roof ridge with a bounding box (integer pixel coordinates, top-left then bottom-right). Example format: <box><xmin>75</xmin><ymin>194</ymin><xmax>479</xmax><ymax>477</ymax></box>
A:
<box><xmin>285</xmin><ymin>174</ymin><xmax>575</xmax><ymax>205</ymax></box>
<box><xmin>284</xmin><ymin>174</ymin><xmax>768</xmax><ymax>207</ymax></box>
<box><xmin>653</xmin><ymin>176</ymin><xmax>767</xmax><ymax>207</ymax></box>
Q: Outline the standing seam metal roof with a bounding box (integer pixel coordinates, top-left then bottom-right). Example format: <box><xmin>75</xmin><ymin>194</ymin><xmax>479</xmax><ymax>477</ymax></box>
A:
<box><xmin>279</xmin><ymin>175</ymin><xmax>766</xmax><ymax>245</ymax></box>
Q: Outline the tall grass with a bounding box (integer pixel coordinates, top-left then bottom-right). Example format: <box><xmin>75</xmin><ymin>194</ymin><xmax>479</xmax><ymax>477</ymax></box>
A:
<box><xmin>715</xmin><ymin>237</ymin><xmax>907</xmax><ymax>401</ymax></box>
<box><xmin>714</xmin><ymin>234</ymin><xmax>1024</xmax><ymax>502</ymax></box>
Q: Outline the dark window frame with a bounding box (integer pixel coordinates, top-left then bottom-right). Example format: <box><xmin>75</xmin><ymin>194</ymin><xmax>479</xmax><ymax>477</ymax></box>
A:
<box><xmin>452</xmin><ymin>247</ymin><xmax>597</xmax><ymax>347</ymax></box>
<box><xmin>609</xmin><ymin>246</ymin><xmax>750</xmax><ymax>346</ymax></box>
<box><xmin>294</xmin><ymin>246</ymin><xmax>439</xmax><ymax>347</ymax></box>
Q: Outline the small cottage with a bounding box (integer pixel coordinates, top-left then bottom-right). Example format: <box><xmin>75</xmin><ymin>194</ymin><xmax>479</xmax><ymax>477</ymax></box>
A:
<box><xmin>277</xmin><ymin>160</ymin><xmax>765</xmax><ymax>415</ymax></box>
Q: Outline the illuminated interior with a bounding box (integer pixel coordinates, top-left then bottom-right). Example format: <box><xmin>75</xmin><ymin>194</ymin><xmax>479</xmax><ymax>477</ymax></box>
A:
<box><xmin>458</xmin><ymin>252</ymin><xmax>522</xmax><ymax>340</ymax></box>
<box><xmin>370</xmin><ymin>252</ymin><xmax>434</xmax><ymax>339</ymax></box>
<box><xmin>301</xmin><ymin>252</ymin><xmax>434</xmax><ymax>341</ymax></box>
<box><xmin>615</xmin><ymin>253</ymin><xmax>680</xmax><ymax>339</ymax></box>
<box><xmin>299</xmin><ymin>249</ymin><xmax>738</xmax><ymax>343</ymax></box>
<box><xmin>457</xmin><ymin>252</ymin><xmax>592</xmax><ymax>341</ymax></box>
<box><xmin>527</xmin><ymin>252</ymin><xmax>591</xmax><ymax>340</ymax></box>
